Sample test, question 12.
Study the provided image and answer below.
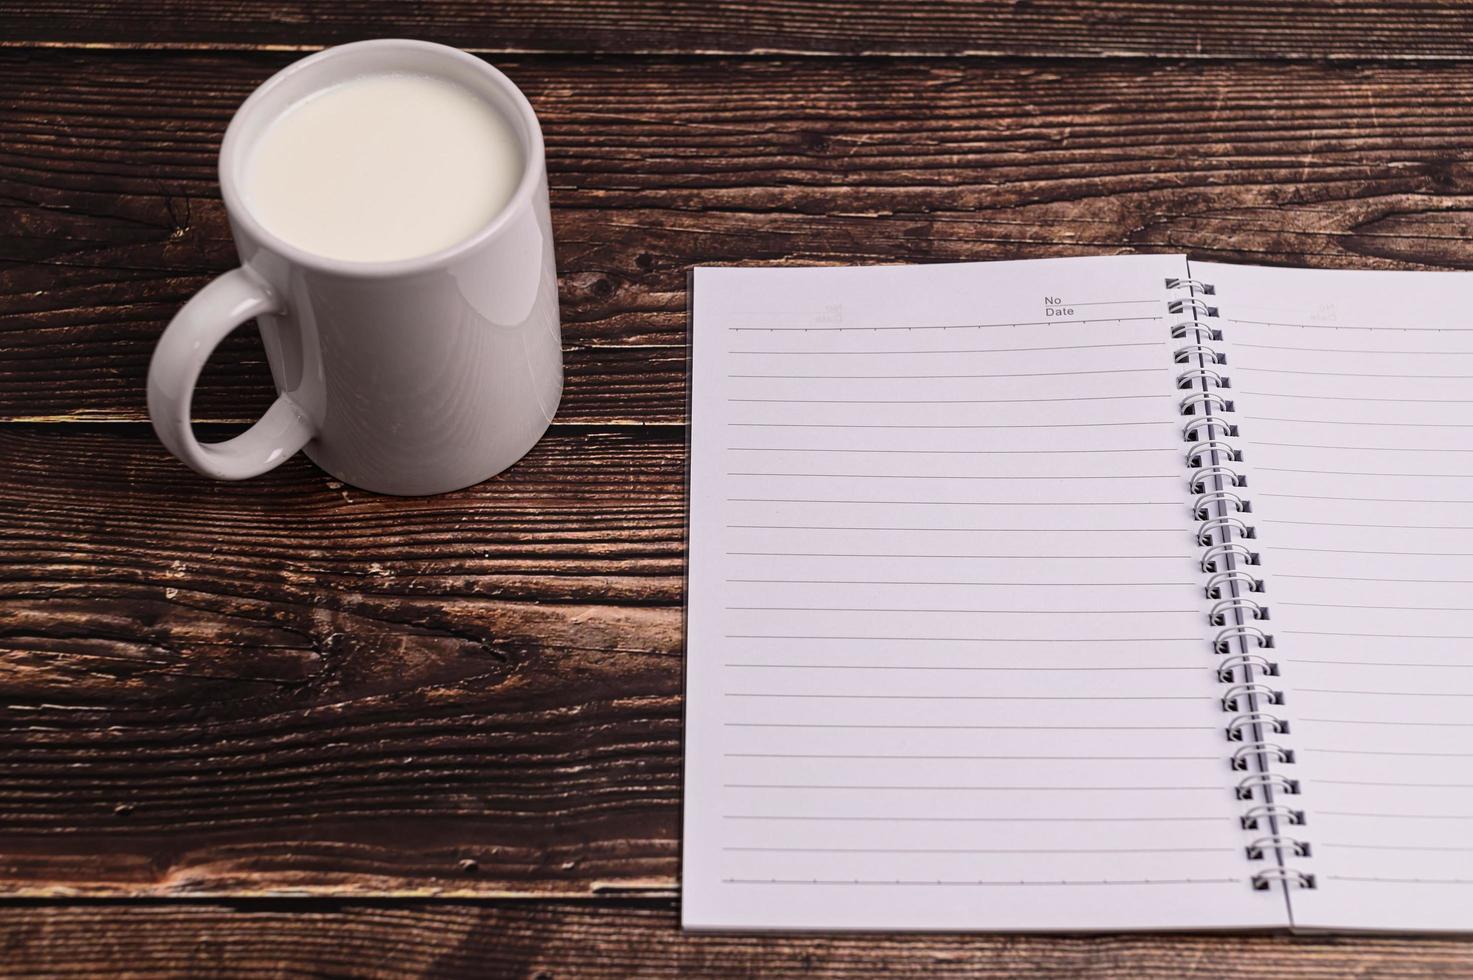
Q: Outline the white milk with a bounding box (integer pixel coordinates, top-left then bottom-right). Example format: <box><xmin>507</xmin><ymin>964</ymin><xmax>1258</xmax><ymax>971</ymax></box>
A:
<box><xmin>243</xmin><ymin>72</ymin><xmax>524</xmax><ymax>263</ymax></box>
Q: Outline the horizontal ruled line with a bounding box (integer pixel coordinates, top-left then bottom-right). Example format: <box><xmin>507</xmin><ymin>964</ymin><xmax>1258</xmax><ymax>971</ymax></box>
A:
<box><xmin>1319</xmin><ymin>778</ymin><xmax>1473</xmax><ymax>789</ymax></box>
<box><xmin>1241</xmin><ymin>391</ymin><xmax>1473</xmax><ymax>404</ymax></box>
<box><xmin>728</xmin><ymin>498</ymin><xmax>1182</xmax><ymax>507</ymax></box>
<box><xmin>726</xmin><ymin>692</ymin><xmax>1206</xmax><ymax>701</ymax></box>
<box><xmin>722</xmin><ymin>846</ymin><xmax>1232</xmax><ymax>855</ymax></box>
<box><xmin>1272</xmin><ymin>548</ymin><xmax>1473</xmax><ymax>557</ymax></box>
<box><xmin>731</xmin><ymin>341</ymin><xmax>1161</xmax><ymax>355</ymax></box>
<box><xmin>1231</xmin><ymin>319</ymin><xmax>1470</xmax><ymax>332</ymax></box>
<box><xmin>1288</xmin><ymin>659</ymin><xmax>1473</xmax><ymax>669</ymax></box>
<box><xmin>727</xmin><ymin>316</ymin><xmax>1162</xmax><ymax>333</ymax></box>
<box><xmin>724</xmin><ymin>605</ymin><xmax>1194</xmax><ymax>614</ymax></box>
<box><xmin>1282</xmin><ymin>601</ymin><xmax>1473</xmax><ymax>612</ymax></box>
<box><xmin>723</xmin><ymin>878</ymin><xmax>1238</xmax><ymax>887</ymax></box>
<box><xmin>1323</xmin><ymin>876</ymin><xmax>1473</xmax><ymax>885</ymax></box>
<box><xmin>1260</xmin><ymin>467</ymin><xmax>1473</xmax><ymax>478</ymax></box>
<box><xmin>1299</xmin><ymin>688</ymin><xmax>1473</xmax><ymax>697</ymax></box>
<box><xmin>725</xmin><ymin>578</ymin><xmax>1188</xmax><ymax>587</ymax></box>
<box><xmin>1264</xmin><ymin>520</ymin><xmax>1473</xmax><ymax>531</ymax></box>
<box><xmin>723</xmin><ymin>752</ymin><xmax>1216</xmax><ymax>760</ymax></box>
<box><xmin>1324</xmin><ymin>812</ymin><xmax>1473</xmax><ymax>821</ymax></box>
<box><xmin>723</xmin><ymin>814</ymin><xmax>1224</xmax><ymax>823</ymax></box>
<box><xmin>726</xmin><ymin>447</ymin><xmax>1174</xmax><ymax>455</ymax></box>
<box><xmin>726</xmin><ymin>553</ymin><xmax>1189</xmax><ymax>560</ymax></box>
<box><xmin>1262</xmin><ymin>492</ymin><xmax>1473</xmax><ymax>505</ymax></box>
<box><xmin>724</xmin><ymin>663</ymin><xmax>1201</xmax><ymax>672</ymax></box>
<box><xmin>1236</xmin><ymin>342</ymin><xmax>1473</xmax><ymax>355</ymax></box>
<box><xmin>726</xmin><ymin>634</ymin><xmax>1197</xmax><ymax>643</ymax></box>
<box><xmin>1285</xmin><ymin>629</ymin><xmax>1473</xmax><ymax>639</ymax></box>
<box><xmin>1254</xmin><ymin>441</ymin><xmax>1473</xmax><ymax>453</ymax></box>
<box><xmin>1242</xmin><ymin>416</ymin><xmax>1473</xmax><ymax>429</ymax></box>
<box><xmin>724</xmin><ymin>783</ymin><xmax>1221</xmax><ymax>791</ymax></box>
<box><xmin>1279</xmin><ymin>574</ymin><xmax>1473</xmax><ymax>584</ymax></box>
<box><xmin>726</xmin><ymin>526</ymin><xmax>1183</xmax><ymax>533</ymax></box>
<box><xmin>727</xmin><ymin>473</ymin><xmax>1176</xmax><ymax>480</ymax></box>
<box><xmin>1305</xmin><ymin>748</ymin><xmax>1473</xmax><ymax>758</ymax></box>
<box><xmin>728</xmin><ymin>368</ymin><xmax>1160</xmax><ymax>380</ymax></box>
<box><xmin>1323</xmin><ymin>844</ymin><xmax>1473</xmax><ymax>852</ymax></box>
<box><xmin>1062</xmin><ymin>299</ymin><xmax>1158</xmax><ymax>306</ymax></box>
<box><xmin>726</xmin><ymin>722</ymin><xmax>1213</xmax><ymax>730</ymax></box>
<box><xmin>1239</xmin><ymin>367</ymin><xmax>1473</xmax><ymax>380</ymax></box>
<box><xmin>730</xmin><ymin>421</ymin><xmax>1173</xmax><ymax>430</ymax></box>
<box><xmin>1303</xmin><ymin>718</ymin><xmax>1473</xmax><ymax>728</ymax></box>
<box><xmin>730</xmin><ymin>395</ymin><xmax>1163</xmax><ymax>404</ymax></box>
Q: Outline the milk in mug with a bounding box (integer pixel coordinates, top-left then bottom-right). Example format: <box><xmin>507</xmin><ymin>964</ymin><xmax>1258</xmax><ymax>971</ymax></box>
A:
<box><xmin>243</xmin><ymin>72</ymin><xmax>524</xmax><ymax>263</ymax></box>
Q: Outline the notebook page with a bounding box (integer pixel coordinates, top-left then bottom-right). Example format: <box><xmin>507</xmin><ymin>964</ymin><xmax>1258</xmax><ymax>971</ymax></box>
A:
<box><xmin>1200</xmin><ymin>261</ymin><xmax>1473</xmax><ymax>932</ymax></box>
<box><xmin>684</xmin><ymin>255</ymin><xmax>1284</xmax><ymax>931</ymax></box>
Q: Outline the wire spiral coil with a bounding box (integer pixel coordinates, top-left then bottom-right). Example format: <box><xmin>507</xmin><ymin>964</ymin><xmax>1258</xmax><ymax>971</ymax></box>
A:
<box><xmin>1241</xmin><ymin>803</ymin><xmax>1305</xmax><ymax>830</ymax></box>
<box><xmin>1169</xmin><ymin>276</ymin><xmax>1315</xmax><ymax>892</ymax></box>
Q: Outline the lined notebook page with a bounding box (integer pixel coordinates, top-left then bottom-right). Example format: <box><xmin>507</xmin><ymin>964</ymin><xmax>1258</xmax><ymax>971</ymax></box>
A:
<box><xmin>1202</xmin><ymin>261</ymin><xmax>1473</xmax><ymax>932</ymax></box>
<box><xmin>684</xmin><ymin>255</ymin><xmax>1283</xmax><ymax>931</ymax></box>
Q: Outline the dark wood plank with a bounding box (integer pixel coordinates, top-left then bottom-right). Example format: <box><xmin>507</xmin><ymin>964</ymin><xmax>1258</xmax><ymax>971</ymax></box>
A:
<box><xmin>8</xmin><ymin>52</ymin><xmax>1473</xmax><ymax>426</ymax></box>
<box><xmin>6</xmin><ymin>900</ymin><xmax>1473</xmax><ymax>977</ymax></box>
<box><xmin>0</xmin><ymin>423</ymin><xmax>684</xmax><ymax>896</ymax></box>
<box><xmin>6</xmin><ymin>0</ymin><xmax>1473</xmax><ymax>60</ymax></box>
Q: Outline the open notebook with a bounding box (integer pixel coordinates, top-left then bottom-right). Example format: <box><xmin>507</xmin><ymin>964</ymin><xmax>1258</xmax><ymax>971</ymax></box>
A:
<box><xmin>683</xmin><ymin>254</ymin><xmax>1473</xmax><ymax>932</ymax></box>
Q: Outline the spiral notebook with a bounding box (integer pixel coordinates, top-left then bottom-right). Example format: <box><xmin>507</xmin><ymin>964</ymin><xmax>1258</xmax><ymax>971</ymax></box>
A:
<box><xmin>683</xmin><ymin>254</ymin><xmax>1473</xmax><ymax>932</ymax></box>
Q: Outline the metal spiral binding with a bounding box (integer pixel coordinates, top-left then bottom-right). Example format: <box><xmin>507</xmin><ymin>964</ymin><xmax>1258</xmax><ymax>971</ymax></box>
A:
<box><xmin>1173</xmin><ymin>343</ymin><xmax>1225</xmax><ymax>365</ymax></box>
<box><xmin>1236</xmin><ymin>773</ymin><xmax>1301</xmax><ymax>800</ymax></box>
<box><xmin>1225</xmin><ymin>711</ymin><xmax>1288</xmax><ymax>740</ymax></box>
<box><xmin>1182</xmin><ymin>416</ymin><xmax>1236</xmax><ymax>441</ymax></box>
<box><xmin>1213</xmin><ymin>624</ymin><xmax>1272</xmax><ymax>652</ymax></box>
<box><xmin>1186</xmin><ymin>440</ymin><xmax>1240</xmax><ymax>465</ymax></box>
<box><xmin>1230</xmin><ymin>742</ymin><xmax>1294</xmax><ymax>770</ymax></box>
<box><xmin>1198</xmin><ymin>518</ymin><xmax>1254</xmax><ymax>547</ymax></box>
<box><xmin>1250</xmin><ymin>868</ymin><xmax>1317</xmax><ymax>891</ymax></box>
<box><xmin>1241</xmin><ymin>803</ymin><xmax>1305</xmax><ymax>830</ymax></box>
<box><xmin>1246</xmin><ymin>836</ymin><xmax>1311</xmax><ymax>859</ymax></box>
<box><xmin>1204</xmin><ymin>570</ymin><xmax>1261</xmax><ymax>599</ymax></box>
<box><xmin>1217</xmin><ymin>654</ymin><xmax>1279</xmax><ymax>681</ymax></box>
<box><xmin>1169</xmin><ymin>275</ymin><xmax>1314</xmax><ymax>893</ymax></box>
<box><xmin>1200</xmin><ymin>543</ymin><xmax>1258</xmax><ymax>574</ymax></box>
<box><xmin>1221</xmin><ymin>683</ymin><xmax>1283</xmax><ymax>712</ymax></box>
<box><xmin>1208</xmin><ymin>596</ymin><xmax>1266</xmax><ymax>625</ymax></box>
<box><xmin>1168</xmin><ymin>296</ymin><xmax>1220</xmax><ymax>317</ymax></box>
<box><xmin>1194</xmin><ymin>491</ymin><xmax>1249</xmax><ymax>521</ymax></box>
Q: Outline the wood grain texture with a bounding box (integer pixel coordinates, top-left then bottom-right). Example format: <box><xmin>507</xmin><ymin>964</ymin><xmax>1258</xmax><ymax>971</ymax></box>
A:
<box><xmin>6</xmin><ymin>901</ymin><xmax>1473</xmax><ymax>978</ymax></box>
<box><xmin>8</xmin><ymin>2</ymin><xmax>1473</xmax><ymax>969</ymax></box>
<box><xmin>8</xmin><ymin>52</ymin><xmax>1473</xmax><ymax>426</ymax></box>
<box><xmin>6</xmin><ymin>0</ymin><xmax>1473</xmax><ymax>60</ymax></box>
<box><xmin>0</xmin><ymin>424</ymin><xmax>684</xmax><ymax>896</ymax></box>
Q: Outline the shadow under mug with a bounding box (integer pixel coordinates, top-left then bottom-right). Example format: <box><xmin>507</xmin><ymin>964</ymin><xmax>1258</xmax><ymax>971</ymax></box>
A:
<box><xmin>147</xmin><ymin>39</ymin><xmax>563</xmax><ymax>496</ymax></box>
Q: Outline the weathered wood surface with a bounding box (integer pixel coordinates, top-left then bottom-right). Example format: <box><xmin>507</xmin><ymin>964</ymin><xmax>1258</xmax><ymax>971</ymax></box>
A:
<box><xmin>7</xmin><ymin>0</ymin><xmax>1473</xmax><ymax>60</ymax></box>
<box><xmin>8</xmin><ymin>901</ymin><xmax>1473</xmax><ymax>979</ymax></box>
<box><xmin>8</xmin><ymin>0</ymin><xmax>1473</xmax><ymax>973</ymax></box>
<box><xmin>7</xmin><ymin>53</ymin><xmax>1473</xmax><ymax>425</ymax></box>
<box><xmin>0</xmin><ymin>424</ymin><xmax>684</xmax><ymax>896</ymax></box>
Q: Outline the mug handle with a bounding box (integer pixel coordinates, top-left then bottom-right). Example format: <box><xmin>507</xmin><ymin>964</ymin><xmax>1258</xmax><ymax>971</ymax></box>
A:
<box><xmin>147</xmin><ymin>267</ymin><xmax>315</xmax><ymax>480</ymax></box>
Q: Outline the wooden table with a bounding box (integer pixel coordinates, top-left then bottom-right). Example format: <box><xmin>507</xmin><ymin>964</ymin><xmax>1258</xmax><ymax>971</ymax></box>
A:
<box><xmin>6</xmin><ymin>2</ymin><xmax>1473</xmax><ymax>974</ymax></box>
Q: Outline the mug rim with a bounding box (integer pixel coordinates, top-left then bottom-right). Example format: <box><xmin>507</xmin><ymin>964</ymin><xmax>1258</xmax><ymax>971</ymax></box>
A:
<box><xmin>218</xmin><ymin>38</ymin><xmax>546</xmax><ymax>278</ymax></box>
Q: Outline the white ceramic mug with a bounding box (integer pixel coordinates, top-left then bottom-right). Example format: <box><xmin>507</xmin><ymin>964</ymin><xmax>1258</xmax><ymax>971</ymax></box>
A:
<box><xmin>147</xmin><ymin>39</ymin><xmax>563</xmax><ymax>496</ymax></box>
